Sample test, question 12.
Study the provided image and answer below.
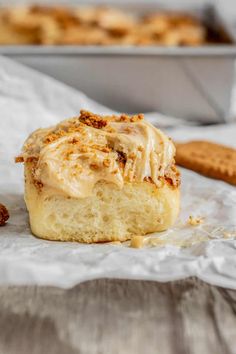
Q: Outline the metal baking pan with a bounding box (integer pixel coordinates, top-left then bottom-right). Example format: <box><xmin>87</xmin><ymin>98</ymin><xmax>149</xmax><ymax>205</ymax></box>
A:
<box><xmin>1</xmin><ymin>1</ymin><xmax>236</xmax><ymax>123</ymax></box>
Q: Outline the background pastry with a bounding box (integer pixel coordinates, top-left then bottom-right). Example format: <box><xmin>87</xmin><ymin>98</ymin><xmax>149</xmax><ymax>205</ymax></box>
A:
<box><xmin>0</xmin><ymin>5</ymin><xmax>207</xmax><ymax>46</ymax></box>
<box><xmin>16</xmin><ymin>110</ymin><xmax>180</xmax><ymax>243</ymax></box>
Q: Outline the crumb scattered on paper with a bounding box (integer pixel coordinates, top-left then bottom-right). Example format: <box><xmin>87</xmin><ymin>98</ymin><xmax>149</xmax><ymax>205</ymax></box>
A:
<box><xmin>187</xmin><ymin>215</ymin><xmax>205</xmax><ymax>226</ymax></box>
<box><xmin>130</xmin><ymin>236</ymin><xmax>145</xmax><ymax>248</ymax></box>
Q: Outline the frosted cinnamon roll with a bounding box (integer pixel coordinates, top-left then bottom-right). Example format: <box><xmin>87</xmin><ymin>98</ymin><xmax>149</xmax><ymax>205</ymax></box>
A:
<box><xmin>16</xmin><ymin>110</ymin><xmax>180</xmax><ymax>243</ymax></box>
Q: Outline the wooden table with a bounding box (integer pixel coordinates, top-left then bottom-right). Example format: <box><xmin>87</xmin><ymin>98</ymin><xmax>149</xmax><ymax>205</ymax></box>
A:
<box><xmin>0</xmin><ymin>277</ymin><xmax>235</xmax><ymax>354</ymax></box>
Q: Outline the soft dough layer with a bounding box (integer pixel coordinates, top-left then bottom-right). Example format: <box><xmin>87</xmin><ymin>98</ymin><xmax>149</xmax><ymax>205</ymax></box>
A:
<box><xmin>25</xmin><ymin>162</ymin><xmax>180</xmax><ymax>243</ymax></box>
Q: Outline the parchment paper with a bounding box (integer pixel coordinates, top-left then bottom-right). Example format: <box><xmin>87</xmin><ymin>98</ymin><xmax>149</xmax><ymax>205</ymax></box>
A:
<box><xmin>0</xmin><ymin>56</ymin><xmax>236</xmax><ymax>289</ymax></box>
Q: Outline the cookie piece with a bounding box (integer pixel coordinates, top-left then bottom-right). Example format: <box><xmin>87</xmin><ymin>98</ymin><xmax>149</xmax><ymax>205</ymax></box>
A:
<box><xmin>0</xmin><ymin>203</ymin><xmax>9</xmax><ymax>226</ymax></box>
<box><xmin>175</xmin><ymin>140</ymin><xmax>236</xmax><ymax>185</ymax></box>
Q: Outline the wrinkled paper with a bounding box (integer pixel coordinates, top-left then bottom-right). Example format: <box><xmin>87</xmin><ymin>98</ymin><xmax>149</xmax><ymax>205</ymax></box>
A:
<box><xmin>0</xmin><ymin>56</ymin><xmax>236</xmax><ymax>289</ymax></box>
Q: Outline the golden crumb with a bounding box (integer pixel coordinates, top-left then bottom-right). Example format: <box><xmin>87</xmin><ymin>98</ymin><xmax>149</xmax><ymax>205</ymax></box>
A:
<box><xmin>15</xmin><ymin>156</ymin><xmax>24</xmax><ymax>163</ymax></box>
<box><xmin>144</xmin><ymin>176</ymin><xmax>154</xmax><ymax>184</ymax></box>
<box><xmin>119</xmin><ymin>114</ymin><xmax>131</xmax><ymax>122</ymax></box>
<box><xmin>103</xmin><ymin>158</ymin><xmax>111</xmax><ymax>167</ymax></box>
<box><xmin>79</xmin><ymin>145</ymin><xmax>89</xmax><ymax>153</ymax></box>
<box><xmin>119</xmin><ymin>113</ymin><xmax>144</xmax><ymax>123</ymax></box>
<box><xmin>129</xmin><ymin>152</ymin><xmax>136</xmax><ymax>160</ymax></box>
<box><xmin>44</xmin><ymin>129</ymin><xmax>67</xmax><ymax>144</ymax></box>
<box><xmin>79</xmin><ymin>110</ymin><xmax>108</xmax><ymax>129</ymax></box>
<box><xmin>79</xmin><ymin>110</ymin><xmax>145</xmax><ymax>127</ymax></box>
<box><xmin>164</xmin><ymin>164</ymin><xmax>181</xmax><ymax>188</ymax></box>
<box><xmin>130</xmin><ymin>235</ymin><xmax>144</xmax><ymax>248</ymax></box>
<box><xmin>70</xmin><ymin>137</ymin><xmax>80</xmax><ymax>144</ymax></box>
<box><xmin>90</xmin><ymin>163</ymin><xmax>100</xmax><ymax>170</ymax></box>
<box><xmin>67</xmin><ymin>125</ymin><xmax>84</xmax><ymax>134</ymax></box>
<box><xmin>65</xmin><ymin>150</ymin><xmax>73</xmax><ymax>160</ymax></box>
<box><xmin>101</xmin><ymin>146</ymin><xmax>111</xmax><ymax>153</ymax></box>
<box><xmin>79</xmin><ymin>155</ymin><xmax>89</xmax><ymax>161</ymax></box>
<box><xmin>131</xmin><ymin>114</ymin><xmax>144</xmax><ymax>122</ymax></box>
<box><xmin>187</xmin><ymin>215</ymin><xmax>205</xmax><ymax>226</ymax></box>
<box><xmin>33</xmin><ymin>179</ymin><xmax>44</xmax><ymax>191</ymax></box>
<box><xmin>25</xmin><ymin>156</ymin><xmax>39</xmax><ymax>163</ymax></box>
<box><xmin>91</xmin><ymin>144</ymin><xmax>111</xmax><ymax>153</ymax></box>
<box><xmin>71</xmin><ymin>164</ymin><xmax>82</xmax><ymax>176</ymax></box>
<box><xmin>223</xmin><ymin>232</ymin><xmax>231</xmax><ymax>239</ymax></box>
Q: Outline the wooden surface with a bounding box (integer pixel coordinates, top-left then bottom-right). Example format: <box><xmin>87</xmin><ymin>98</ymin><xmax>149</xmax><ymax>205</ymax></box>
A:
<box><xmin>0</xmin><ymin>278</ymin><xmax>236</xmax><ymax>354</ymax></box>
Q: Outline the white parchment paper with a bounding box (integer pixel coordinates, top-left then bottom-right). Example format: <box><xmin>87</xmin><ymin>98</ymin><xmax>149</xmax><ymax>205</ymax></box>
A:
<box><xmin>0</xmin><ymin>56</ymin><xmax>236</xmax><ymax>289</ymax></box>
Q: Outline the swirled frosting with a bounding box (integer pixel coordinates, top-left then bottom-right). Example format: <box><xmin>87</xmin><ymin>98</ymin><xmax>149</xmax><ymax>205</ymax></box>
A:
<box><xmin>17</xmin><ymin>110</ymin><xmax>177</xmax><ymax>198</ymax></box>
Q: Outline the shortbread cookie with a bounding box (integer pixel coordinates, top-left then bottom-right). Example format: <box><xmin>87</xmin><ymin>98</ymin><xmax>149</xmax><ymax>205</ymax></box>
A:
<box><xmin>175</xmin><ymin>140</ymin><xmax>236</xmax><ymax>185</ymax></box>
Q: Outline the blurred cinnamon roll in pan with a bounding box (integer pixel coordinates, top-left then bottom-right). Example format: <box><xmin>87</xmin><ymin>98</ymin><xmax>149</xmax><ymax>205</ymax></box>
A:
<box><xmin>0</xmin><ymin>5</ymin><xmax>208</xmax><ymax>46</ymax></box>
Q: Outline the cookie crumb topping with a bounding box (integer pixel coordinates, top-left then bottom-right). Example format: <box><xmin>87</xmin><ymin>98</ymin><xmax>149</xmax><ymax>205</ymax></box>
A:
<box><xmin>15</xmin><ymin>110</ymin><xmax>178</xmax><ymax>198</ymax></box>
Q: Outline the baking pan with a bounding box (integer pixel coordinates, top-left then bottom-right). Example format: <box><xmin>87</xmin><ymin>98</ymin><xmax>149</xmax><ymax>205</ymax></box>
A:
<box><xmin>0</xmin><ymin>1</ymin><xmax>236</xmax><ymax>123</ymax></box>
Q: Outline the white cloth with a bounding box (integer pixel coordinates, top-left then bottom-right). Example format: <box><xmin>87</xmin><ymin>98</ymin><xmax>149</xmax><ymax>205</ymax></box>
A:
<box><xmin>0</xmin><ymin>55</ymin><xmax>236</xmax><ymax>289</ymax></box>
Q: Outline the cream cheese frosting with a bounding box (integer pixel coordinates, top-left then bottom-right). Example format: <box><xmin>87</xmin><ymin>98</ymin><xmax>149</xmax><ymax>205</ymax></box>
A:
<box><xmin>17</xmin><ymin>110</ymin><xmax>176</xmax><ymax>198</ymax></box>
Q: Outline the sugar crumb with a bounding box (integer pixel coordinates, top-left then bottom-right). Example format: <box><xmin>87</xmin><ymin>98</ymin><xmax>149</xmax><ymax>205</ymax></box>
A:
<box><xmin>187</xmin><ymin>215</ymin><xmax>205</xmax><ymax>226</ymax></box>
<box><xmin>130</xmin><ymin>235</ymin><xmax>144</xmax><ymax>248</ymax></box>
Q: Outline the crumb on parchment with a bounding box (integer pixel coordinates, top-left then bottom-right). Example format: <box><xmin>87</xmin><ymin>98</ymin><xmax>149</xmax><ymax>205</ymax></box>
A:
<box><xmin>187</xmin><ymin>215</ymin><xmax>205</xmax><ymax>226</ymax></box>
